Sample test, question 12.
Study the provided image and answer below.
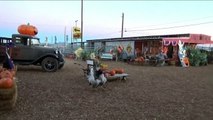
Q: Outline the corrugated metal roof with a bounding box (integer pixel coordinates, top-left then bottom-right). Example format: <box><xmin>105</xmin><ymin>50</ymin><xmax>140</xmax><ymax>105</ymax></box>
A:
<box><xmin>87</xmin><ymin>33</ymin><xmax>191</xmax><ymax>42</ymax></box>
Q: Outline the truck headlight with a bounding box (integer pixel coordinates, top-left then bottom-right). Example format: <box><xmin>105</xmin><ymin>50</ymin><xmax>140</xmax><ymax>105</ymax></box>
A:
<box><xmin>55</xmin><ymin>50</ymin><xmax>58</xmax><ymax>54</ymax></box>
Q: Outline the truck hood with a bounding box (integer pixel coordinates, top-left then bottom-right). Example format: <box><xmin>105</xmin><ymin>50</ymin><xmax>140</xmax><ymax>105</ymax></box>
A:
<box><xmin>34</xmin><ymin>46</ymin><xmax>57</xmax><ymax>53</ymax></box>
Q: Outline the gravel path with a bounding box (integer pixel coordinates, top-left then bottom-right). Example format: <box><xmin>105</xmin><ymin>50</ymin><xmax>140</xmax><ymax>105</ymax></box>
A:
<box><xmin>0</xmin><ymin>59</ymin><xmax>213</xmax><ymax>120</ymax></box>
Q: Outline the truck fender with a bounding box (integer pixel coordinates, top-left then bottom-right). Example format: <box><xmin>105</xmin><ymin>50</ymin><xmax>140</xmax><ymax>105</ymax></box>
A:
<box><xmin>33</xmin><ymin>53</ymin><xmax>59</xmax><ymax>64</ymax></box>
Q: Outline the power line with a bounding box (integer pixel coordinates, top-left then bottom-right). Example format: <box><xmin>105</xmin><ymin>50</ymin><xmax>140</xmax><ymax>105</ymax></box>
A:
<box><xmin>90</xmin><ymin>31</ymin><xmax>120</xmax><ymax>39</ymax></box>
<box><xmin>127</xmin><ymin>15</ymin><xmax>213</xmax><ymax>29</ymax></box>
<box><xmin>126</xmin><ymin>21</ymin><xmax>213</xmax><ymax>32</ymax></box>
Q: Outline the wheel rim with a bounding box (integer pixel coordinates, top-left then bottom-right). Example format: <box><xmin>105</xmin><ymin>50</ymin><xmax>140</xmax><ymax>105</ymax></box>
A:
<box><xmin>44</xmin><ymin>60</ymin><xmax>56</xmax><ymax>70</ymax></box>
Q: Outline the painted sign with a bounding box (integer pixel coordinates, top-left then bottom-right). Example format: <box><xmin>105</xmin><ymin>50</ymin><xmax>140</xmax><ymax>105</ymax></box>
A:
<box><xmin>106</xmin><ymin>41</ymin><xmax>134</xmax><ymax>56</ymax></box>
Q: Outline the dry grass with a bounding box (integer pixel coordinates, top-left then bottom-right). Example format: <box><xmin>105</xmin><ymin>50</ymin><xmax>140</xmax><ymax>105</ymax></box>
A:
<box><xmin>0</xmin><ymin>58</ymin><xmax>213</xmax><ymax>120</ymax></box>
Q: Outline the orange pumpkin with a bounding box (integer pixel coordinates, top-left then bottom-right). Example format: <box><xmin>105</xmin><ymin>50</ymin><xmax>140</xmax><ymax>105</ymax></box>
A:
<box><xmin>115</xmin><ymin>68</ymin><xmax>124</xmax><ymax>74</ymax></box>
<box><xmin>0</xmin><ymin>70</ymin><xmax>13</xmax><ymax>79</ymax></box>
<box><xmin>9</xmin><ymin>69</ymin><xmax>16</xmax><ymax>77</ymax></box>
<box><xmin>18</xmin><ymin>23</ymin><xmax>38</xmax><ymax>36</ymax></box>
<box><xmin>183</xmin><ymin>57</ymin><xmax>190</xmax><ymax>67</ymax></box>
<box><xmin>0</xmin><ymin>68</ymin><xmax>7</xmax><ymax>72</ymax></box>
<box><xmin>109</xmin><ymin>70</ymin><xmax>116</xmax><ymax>76</ymax></box>
<box><xmin>0</xmin><ymin>78</ymin><xmax>13</xmax><ymax>89</ymax></box>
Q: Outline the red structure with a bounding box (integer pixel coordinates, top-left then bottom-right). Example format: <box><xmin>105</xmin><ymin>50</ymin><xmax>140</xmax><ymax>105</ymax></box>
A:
<box><xmin>162</xmin><ymin>34</ymin><xmax>213</xmax><ymax>61</ymax></box>
<box><xmin>163</xmin><ymin>34</ymin><xmax>213</xmax><ymax>44</ymax></box>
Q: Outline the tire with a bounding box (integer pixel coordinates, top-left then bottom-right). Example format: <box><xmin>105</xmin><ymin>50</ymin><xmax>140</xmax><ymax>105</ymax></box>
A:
<box><xmin>58</xmin><ymin>63</ymin><xmax>64</xmax><ymax>69</ymax></box>
<box><xmin>41</xmin><ymin>57</ymin><xmax>59</xmax><ymax>72</ymax></box>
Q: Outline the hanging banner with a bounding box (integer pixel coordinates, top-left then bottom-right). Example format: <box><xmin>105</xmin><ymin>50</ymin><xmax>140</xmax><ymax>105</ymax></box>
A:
<box><xmin>73</xmin><ymin>27</ymin><xmax>81</xmax><ymax>39</ymax></box>
<box><xmin>163</xmin><ymin>40</ymin><xmax>178</xmax><ymax>46</ymax></box>
<box><xmin>163</xmin><ymin>40</ymin><xmax>171</xmax><ymax>46</ymax></box>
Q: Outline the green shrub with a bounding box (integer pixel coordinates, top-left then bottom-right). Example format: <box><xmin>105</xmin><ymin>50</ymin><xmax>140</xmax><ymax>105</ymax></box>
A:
<box><xmin>80</xmin><ymin>49</ymin><xmax>98</xmax><ymax>61</ymax></box>
<box><xmin>187</xmin><ymin>47</ymin><xmax>207</xmax><ymax>66</ymax></box>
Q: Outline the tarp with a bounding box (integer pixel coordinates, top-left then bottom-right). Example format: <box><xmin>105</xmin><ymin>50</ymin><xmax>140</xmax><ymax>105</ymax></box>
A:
<box><xmin>196</xmin><ymin>43</ymin><xmax>213</xmax><ymax>52</ymax></box>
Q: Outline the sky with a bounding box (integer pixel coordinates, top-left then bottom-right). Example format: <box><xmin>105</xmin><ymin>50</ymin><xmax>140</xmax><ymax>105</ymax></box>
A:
<box><xmin>1</xmin><ymin>1</ymin><xmax>213</xmax><ymax>43</ymax></box>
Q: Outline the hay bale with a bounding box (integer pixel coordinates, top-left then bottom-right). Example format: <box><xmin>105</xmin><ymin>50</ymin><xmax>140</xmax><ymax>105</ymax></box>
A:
<box><xmin>0</xmin><ymin>85</ymin><xmax>16</xmax><ymax>100</ymax></box>
<box><xmin>0</xmin><ymin>91</ymin><xmax>17</xmax><ymax>110</ymax></box>
<box><xmin>0</xmin><ymin>78</ymin><xmax>17</xmax><ymax>110</ymax></box>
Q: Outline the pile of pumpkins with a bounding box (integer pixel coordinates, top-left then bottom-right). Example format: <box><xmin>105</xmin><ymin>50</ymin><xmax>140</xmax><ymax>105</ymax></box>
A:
<box><xmin>0</xmin><ymin>67</ymin><xmax>17</xmax><ymax>110</ymax></box>
<box><xmin>134</xmin><ymin>56</ymin><xmax>145</xmax><ymax>63</ymax></box>
<box><xmin>100</xmin><ymin>63</ymin><xmax>125</xmax><ymax>76</ymax></box>
<box><xmin>107</xmin><ymin>68</ymin><xmax>125</xmax><ymax>76</ymax></box>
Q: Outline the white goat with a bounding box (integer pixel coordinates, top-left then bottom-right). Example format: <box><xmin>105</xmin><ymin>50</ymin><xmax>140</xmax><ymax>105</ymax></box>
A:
<box><xmin>86</xmin><ymin>60</ymin><xmax>107</xmax><ymax>88</ymax></box>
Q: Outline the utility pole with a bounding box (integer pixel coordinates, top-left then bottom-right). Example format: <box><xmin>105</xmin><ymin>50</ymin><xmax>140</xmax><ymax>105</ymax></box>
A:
<box><xmin>71</xmin><ymin>27</ymin><xmax>73</xmax><ymax>48</ymax></box>
<box><xmin>45</xmin><ymin>37</ymin><xmax>48</xmax><ymax>46</ymax></box>
<box><xmin>64</xmin><ymin>26</ymin><xmax>66</xmax><ymax>47</ymax></box>
<box><xmin>75</xmin><ymin>20</ymin><xmax>78</xmax><ymax>27</ymax></box>
<box><xmin>121</xmin><ymin>12</ymin><xmax>124</xmax><ymax>38</ymax></box>
<box><xmin>74</xmin><ymin>20</ymin><xmax>78</xmax><ymax>43</ymax></box>
<box><xmin>81</xmin><ymin>0</ymin><xmax>83</xmax><ymax>48</ymax></box>
<box><xmin>54</xmin><ymin>36</ymin><xmax>57</xmax><ymax>44</ymax></box>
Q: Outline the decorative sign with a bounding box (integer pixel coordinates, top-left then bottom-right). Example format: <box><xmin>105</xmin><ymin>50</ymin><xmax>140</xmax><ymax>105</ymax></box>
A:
<box><xmin>73</xmin><ymin>27</ymin><xmax>81</xmax><ymax>39</ymax></box>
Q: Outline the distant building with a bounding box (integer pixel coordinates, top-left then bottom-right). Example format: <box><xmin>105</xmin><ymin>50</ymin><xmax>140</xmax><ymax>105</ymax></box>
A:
<box><xmin>86</xmin><ymin>33</ymin><xmax>213</xmax><ymax>59</ymax></box>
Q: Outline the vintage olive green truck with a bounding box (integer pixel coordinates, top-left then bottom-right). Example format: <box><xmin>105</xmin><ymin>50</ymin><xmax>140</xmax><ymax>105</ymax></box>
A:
<box><xmin>0</xmin><ymin>34</ymin><xmax>65</xmax><ymax>72</ymax></box>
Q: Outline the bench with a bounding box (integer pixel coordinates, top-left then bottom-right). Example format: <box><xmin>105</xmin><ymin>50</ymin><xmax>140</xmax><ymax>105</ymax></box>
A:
<box><xmin>100</xmin><ymin>53</ymin><xmax>114</xmax><ymax>60</ymax></box>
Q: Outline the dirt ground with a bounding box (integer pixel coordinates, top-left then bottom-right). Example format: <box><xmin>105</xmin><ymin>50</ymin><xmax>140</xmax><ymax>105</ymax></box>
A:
<box><xmin>0</xmin><ymin>58</ymin><xmax>213</xmax><ymax>120</ymax></box>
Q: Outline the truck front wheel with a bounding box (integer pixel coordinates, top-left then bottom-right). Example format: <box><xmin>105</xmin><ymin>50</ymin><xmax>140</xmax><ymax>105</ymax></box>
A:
<box><xmin>41</xmin><ymin>57</ymin><xmax>58</xmax><ymax>72</ymax></box>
